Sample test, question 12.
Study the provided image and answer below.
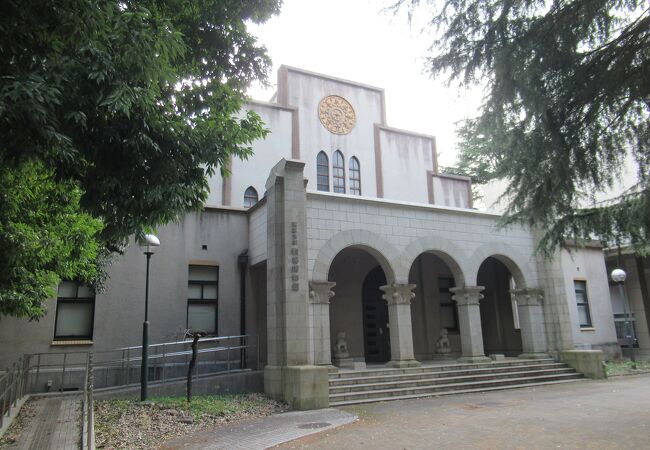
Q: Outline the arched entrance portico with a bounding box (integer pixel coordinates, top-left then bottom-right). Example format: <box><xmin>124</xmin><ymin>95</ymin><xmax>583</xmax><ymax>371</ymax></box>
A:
<box><xmin>478</xmin><ymin>257</ymin><xmax>523</xmax><ymax>356</ymax></box>
<box><xmin>310</xmin><ymin>231</ymin><xmax>420</xmax><ymax>369</ymax></box>
<box><xmin>407</xmin><ymin>251</ymin><xmax>465</xmax><ymax>360</ymax></box>
<box><xmin>327</xmin><ymin>247</ymin><xmax>390</xmax><ymax>365</ymax></box>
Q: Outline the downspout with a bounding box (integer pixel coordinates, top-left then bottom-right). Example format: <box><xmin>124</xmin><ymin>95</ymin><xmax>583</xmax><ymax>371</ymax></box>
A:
<box><xmin>238</xmin><ymin>250</ymin><xmax>249</xmax><ymax>368</ymax></box>
<box><xmin>636</xmin><ymin>256</ymin><xmax>650</xmax><ymax>345</ymax></box>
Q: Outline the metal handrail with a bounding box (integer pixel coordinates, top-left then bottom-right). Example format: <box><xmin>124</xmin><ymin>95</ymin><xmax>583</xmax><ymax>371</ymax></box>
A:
<box><xmin>21</xmin><ymin>334</ymin><xmax>259</xmax><ymax>394</ymax></box>
<box><xmin>81</xmin><ymin>353</ymin><xmax>95</xmax><ymax>450</ymax></box>
<box><xmin>0</xmin><ymin>356</ymin><xmax>29</xmax><ymax>429</ymax></box>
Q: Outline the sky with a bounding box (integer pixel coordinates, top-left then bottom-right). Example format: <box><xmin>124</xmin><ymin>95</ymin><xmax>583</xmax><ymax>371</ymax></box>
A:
<box><xmin>246</xmin><ymin>0</ymin><xmax>483</xmax><ymax>168</ymax></box>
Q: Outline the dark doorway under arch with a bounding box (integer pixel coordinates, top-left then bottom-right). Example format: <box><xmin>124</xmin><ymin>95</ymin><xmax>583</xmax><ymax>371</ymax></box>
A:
<box><xmin>362</xmin><ymin>266</ymin><xmax>390</xmax><ymax>363</ymax></box>
<box><xmin>478</xmin><ymin>257</ymin><xmax>522</xmax><ymax>356</ymax></box>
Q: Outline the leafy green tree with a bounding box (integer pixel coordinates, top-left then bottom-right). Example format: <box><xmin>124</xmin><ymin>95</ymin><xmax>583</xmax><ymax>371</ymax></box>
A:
<box><xmin>395</xmin><ymin>0</ymin><xmax>649</xmax><ymax>254</ymax></box>
<box><xmin>0</xmin><ymin>163</ymin><xmax>103</xmax><ymax>317</ymax></box>
<box><xmin>0</xmin><ymin>0</ymin><xmax>279</xmax><ymax>317</ymax></box>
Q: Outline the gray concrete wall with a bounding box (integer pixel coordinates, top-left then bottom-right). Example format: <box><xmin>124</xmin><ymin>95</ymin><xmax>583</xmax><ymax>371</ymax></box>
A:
<box><xmin>0</xmin><ymin>209</ymin><xmax>249</xmax><ymax>365</ymax></box>
<box><xmin>561</xmin><ymin>246</ymin><xmax>620</xmax><ymax>359</ymax></box>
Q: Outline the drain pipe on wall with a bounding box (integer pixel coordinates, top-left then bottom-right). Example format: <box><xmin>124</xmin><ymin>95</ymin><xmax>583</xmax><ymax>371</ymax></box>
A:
<box><xmin>238</xmin><ymin>250</ymin><xmax>249</xmax><ymax>368</ymax></box>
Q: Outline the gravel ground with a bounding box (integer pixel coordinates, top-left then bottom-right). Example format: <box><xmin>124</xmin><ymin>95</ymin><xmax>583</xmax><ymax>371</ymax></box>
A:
<box><xmin>0</xmin><ymin>399</ymin><xmax>37</xmax><ymax>448</ymax></box>
<box><xmin>94</xmin><ymin>393</ymin><xmax>287</xmax><ymax>449</ymax></box>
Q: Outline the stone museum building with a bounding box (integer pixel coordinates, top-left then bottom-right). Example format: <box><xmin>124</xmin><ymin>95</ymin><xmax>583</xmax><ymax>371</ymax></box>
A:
<box><xmin>0</xmin><ymin>66</ymin><xmax>622</xmax><ymax>408</ymax></box>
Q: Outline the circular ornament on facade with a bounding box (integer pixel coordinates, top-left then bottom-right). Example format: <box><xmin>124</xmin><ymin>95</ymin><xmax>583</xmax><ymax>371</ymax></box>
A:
<box><xmin>318</xmin><ymin>95</ymin><xmax>356</xmax><ymax>135</ymax></box>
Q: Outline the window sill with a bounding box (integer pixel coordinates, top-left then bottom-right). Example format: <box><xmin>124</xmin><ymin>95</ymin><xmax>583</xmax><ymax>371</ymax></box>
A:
<box><xmin>580</xmin><ymin>327</ymin><xmax>595</xmax><ymax>332</ymax></box>
<box><xmin>51</xmin><ymin>340</ymin><xmax>93</xmax><ymax>346</ymax></box>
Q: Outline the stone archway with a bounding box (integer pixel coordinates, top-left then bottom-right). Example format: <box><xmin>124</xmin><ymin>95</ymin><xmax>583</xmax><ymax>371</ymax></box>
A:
<box><xmin>405</xmin><ymin>249</ymin><xmax>468</xmax><ymax>361</ymax></box>
<box><xmin>477</xmin><ymin>257</ymin><xmax>523</xmax><ymax>356</ymax></box>
<box><xmin>311</xmin><ymin>229</ymin><xmax>399</xmax><ymax>284</ymax></box>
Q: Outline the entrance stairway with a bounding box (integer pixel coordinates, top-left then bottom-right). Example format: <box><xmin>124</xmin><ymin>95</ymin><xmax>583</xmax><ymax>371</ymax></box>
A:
<box><xmin>328</xmin><ymin>358</ymin><xmax>583</xmax><ymax>406</ymax></box>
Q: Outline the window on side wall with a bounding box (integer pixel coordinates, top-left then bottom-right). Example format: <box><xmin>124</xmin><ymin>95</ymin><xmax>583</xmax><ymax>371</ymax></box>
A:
<box><xmin>332</xmin><ymin>150</ymin><xmax>346</xmax><ymax>193</ymax></box>
<box><xmin>574</xmin><ymin>280</ymin><xmax>592</xmax><ymax>328</ymax></box>
<box><xmin>317</xmin><ymin>151</ymin><xmax>329</xmax><ymax>191</ymax></box>
<box><xmin>349</xmin><ymin>156</ymin><xmax>361</xmax><ymax>195</ymax></box>
<box><xmin>187</xmin><ymin>265</ymin><xmax>219</xmax><ymax>334</ymax></box>
<box><xmin>54</xmin><ymin>281</ymin><xmax>95</xmax><ymax>340</ymax></box>
<box><xmin>244</xmin><ymin>186</ymin><xmax>258</xmax><ymax>208</ymax></box>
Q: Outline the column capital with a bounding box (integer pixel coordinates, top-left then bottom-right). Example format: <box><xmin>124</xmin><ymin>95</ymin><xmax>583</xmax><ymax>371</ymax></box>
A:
<box><xmin>510</xmin><ymin>288</ymin><xmax>544</xmax><ymax>306</ymax></box>
<box><xmin>380</xmin><ymin>283</ymin><xmax>416</xmax><ymax>305</ymax></box>
<box><xmin>309</xmin><ymin>281</ymin><xmax>336</xmax><ymax>304</ymax></box>
<box><xmin>450</xmin><ymin>286</ymin><xmax>485</xmax><ymax>306</ymax></box>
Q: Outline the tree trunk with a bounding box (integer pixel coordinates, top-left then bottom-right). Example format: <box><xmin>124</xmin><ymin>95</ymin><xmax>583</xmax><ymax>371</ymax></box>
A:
<box><xmin>187</xmin><ymin>333</ymin><xmax>201</xmax><ymax>403</ymax></box>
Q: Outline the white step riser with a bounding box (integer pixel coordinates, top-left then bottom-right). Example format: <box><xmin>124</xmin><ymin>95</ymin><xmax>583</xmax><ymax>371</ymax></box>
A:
<box><xmin>328</xmin><ymin>359</ymin><xmax>555</xmax><ymax>379</ymax></box>
<box><xmin>329</xmin><ymin>379</ymin><xmax>582</xmax><ymax>407</ymax></box>
<box><xmin>330</xmin><ymin>374</ymin><xmax>583</xmax><ymax>402</ymax></box>
<box><xmin>329</xmin><ymin>369</ymin><xmax>578</xmax><ymax>394</ymax></box>
<box><xmin>329</xmin><ymin>363</ymin><xmax>567</xmax><ymax>386</ymax></box>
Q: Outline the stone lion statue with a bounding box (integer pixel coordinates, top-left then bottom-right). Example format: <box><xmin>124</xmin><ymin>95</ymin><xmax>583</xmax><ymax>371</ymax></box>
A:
<box><xmin>334</xmin><ymin>331</ymin><xmax>350</xmax><ymax>358</ymax></box>
<box><xmin>436</xmin><ymin>328</ymin><xmax>451</xmax><ymax>354</ymax></box>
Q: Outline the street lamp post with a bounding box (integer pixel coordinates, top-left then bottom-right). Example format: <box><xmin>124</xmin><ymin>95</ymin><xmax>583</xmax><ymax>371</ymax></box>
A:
<box><xmin>140</xmin><ymin>234</ymin><xmax>160</xmax><ymax>401</ymax></box>
<box><xmin>611</xmin><ymin>268</ymin><xmax>636</xmax><ymax>366</ymax></box>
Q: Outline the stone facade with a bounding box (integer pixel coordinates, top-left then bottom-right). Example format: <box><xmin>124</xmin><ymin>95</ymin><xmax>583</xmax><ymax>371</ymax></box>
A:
<box><xmin>0</xmin><ymin>66</ymin><xmax>622</xmax><ymax>409</ymax></box>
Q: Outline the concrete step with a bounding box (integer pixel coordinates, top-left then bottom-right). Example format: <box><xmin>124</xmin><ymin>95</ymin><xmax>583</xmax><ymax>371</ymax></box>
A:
<box><xmin>329</xmin><ymin>378</ymin><xmax>583</xmax><ymax>407</ymax></box>
<box><xmin>329</xmin><ymin>362</ymin><xmax>568</xmax><ymax>386</ymax></box>
<box><xmin>328</xmin><ymin>358</ymin><xmax>555</xmax><ymax>380</ymax></box>
<box><xmin>329</xmin><ymin>372</ymin><xmax>584</xmax><ymax>403</ymax></box>
<box><xmin>329</xmin><ymin>367</ymin><xmax>578</xmax><ymax>394</ymax></box>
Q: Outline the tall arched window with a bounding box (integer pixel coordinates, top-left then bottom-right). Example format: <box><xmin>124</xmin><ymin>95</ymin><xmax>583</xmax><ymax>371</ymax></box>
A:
<box><xmin>317</xmin><ymin>151</ymin><xmax>329</xmax><ymax>191</ymax></box>
<box><xmin>349</xmin><ymin>156</ymin><xmax>361</xmax><ymax>195</ymax></box>
<box><xmin>332</xmin><ymin>150</ymin><xmax>346</xmax><ymax>194</ymax></box>
<box><xmin>243</xmin><ymin>186</ymin><xmax>258</xmax><ymax>208</ymax></box>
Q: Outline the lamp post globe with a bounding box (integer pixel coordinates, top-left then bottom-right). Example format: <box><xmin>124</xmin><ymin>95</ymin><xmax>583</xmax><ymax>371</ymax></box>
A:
<box><xmin>140</xmin><ymin>233</ymin><xmax>160</xmax><ymax>401</ymax></box>
<box><xmin>610</xmin><ymin>268</ymin><xmax>626</xmax><ymax>283</ymax></box>
<box><xmin>611</xmin><ymin>267</ymin><xmax>636</xmax><ymax>364</ymax></box>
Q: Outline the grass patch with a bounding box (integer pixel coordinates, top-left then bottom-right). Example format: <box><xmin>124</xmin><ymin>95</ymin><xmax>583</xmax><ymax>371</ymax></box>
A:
<box><xmin>604</xmin><ymin>359</ymin><xmax>650</xmax><ymax>377</ymax></box>
<box><xmin>144</xmin><ymin>393</ymin><xmax>273</xmax><ymax>420</ymax></box>
<box><xmin>94</xmin><ymin>393</ymin><xmax>285</xmax><ymax>449</ymax></box>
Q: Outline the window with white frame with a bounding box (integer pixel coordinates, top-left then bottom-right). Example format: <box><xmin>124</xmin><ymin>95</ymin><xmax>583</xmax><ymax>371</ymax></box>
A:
<box><xmin>574</xmin><ymin>280</ymin><xmax>592</xmax><ymax>328</ymax></box>
<box><xmin>54</xmin><ymin>281</ymin><xmax>95</xmax><ymax>340</ymax></box>
<box><xmin>187</xmin><ymin>265</ymin><xmax>218</xmax><ymax>334</ymax></box>
<box><xmin>332</xmin><ymin>150</ymin><xmax>345</xmax><ymax>193</ymax></box>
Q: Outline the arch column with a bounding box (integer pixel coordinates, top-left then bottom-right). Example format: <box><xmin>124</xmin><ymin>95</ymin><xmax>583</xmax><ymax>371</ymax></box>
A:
<box><xmin>451</xmin><ymin>286</ymin><xmax>491</xmax><ymax>363</ymax></box>
<box><xmin>380</xmin><ymin>283</ymin><xmax>421</xmax><ymax>368</ymax></box>
<box><xmin>511</xmin><ymin>288</ymin><xmax>549</xmax><ymax>359</ymax></box>
<box><xmin>309</xmin><ymin>281</ymin><xmax>336</xmax><ymax>367</ymax></box>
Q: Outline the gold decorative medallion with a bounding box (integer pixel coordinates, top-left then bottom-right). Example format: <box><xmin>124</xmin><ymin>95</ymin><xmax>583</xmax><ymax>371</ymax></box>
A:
<box><xmin>318</xmin><ymin>95</ymin><xmax>356</xmax><ymax>135</ymax></box>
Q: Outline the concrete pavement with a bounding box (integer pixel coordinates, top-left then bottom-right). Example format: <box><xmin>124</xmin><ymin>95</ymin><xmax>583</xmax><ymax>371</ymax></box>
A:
<box><xmin>276</xmin><ymin>375</ymin><xmax>650</xmax><ymax>450</ymax></box>
<box><xmin>8</xmin><ymin>396</ymin><xmax>81</xmax><ymax>450</ymax></box>
<box><xmin>160</xmin><ymin>408</ymin><xmax>356</xmax><ymax>450</ymax></box>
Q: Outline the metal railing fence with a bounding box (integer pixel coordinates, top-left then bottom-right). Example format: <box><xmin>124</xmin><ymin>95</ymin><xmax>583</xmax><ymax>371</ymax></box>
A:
<box><xmin>22</xmin><ymin>334</ymin><xmax>259</xmax><ymax>394</ymax></box>
<box><xmin>0</xmin><ymin>356</ymin><xmax>29</xmax><ymax>429</ymax></box>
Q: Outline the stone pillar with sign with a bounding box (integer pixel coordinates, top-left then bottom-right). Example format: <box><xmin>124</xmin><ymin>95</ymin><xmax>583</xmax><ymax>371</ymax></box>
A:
<box><xmin>264</xmin><ymin>159</ymin><xmax>329</xmax><ymax>410</ymax></box>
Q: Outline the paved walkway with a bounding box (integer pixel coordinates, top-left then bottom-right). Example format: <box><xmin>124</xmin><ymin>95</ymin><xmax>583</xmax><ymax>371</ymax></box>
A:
<box><xmin>8</xmin><ymin>396</ymin><xmax>81</xmax><ymax>450</ymax></box>
<box><xmin>160</xmin><ymin>408</ymin><xmax>357</xmax><ymax>450</ymax></box>
<box><xmin>275</xmin><ymin>375</ymin><xmax>650</xmax><ymax>450</ymax></box>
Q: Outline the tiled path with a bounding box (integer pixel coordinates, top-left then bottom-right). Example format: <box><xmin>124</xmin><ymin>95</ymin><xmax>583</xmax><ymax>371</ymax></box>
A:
<box><xmin>160</xmin><ymin>408</ymin><xmax>357</xmax><ymax>450</ymax></box>
<box><xmin>9</xmin><ymin>396</ymin><xmax>81</xmax><ymax>450</ymax></box>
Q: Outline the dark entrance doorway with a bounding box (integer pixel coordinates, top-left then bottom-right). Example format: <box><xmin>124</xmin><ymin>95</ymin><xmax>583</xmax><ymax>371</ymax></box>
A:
<box><xmin>362</xmin><ymin>266</ymin><xmax>390</xmax><ymax>363</ymax></box>
<box><xmin>478</xmin><ymin>257</ymin><xmax>523</xmax><ymax>356</ymax></box>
